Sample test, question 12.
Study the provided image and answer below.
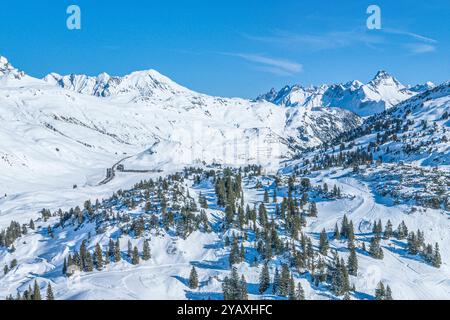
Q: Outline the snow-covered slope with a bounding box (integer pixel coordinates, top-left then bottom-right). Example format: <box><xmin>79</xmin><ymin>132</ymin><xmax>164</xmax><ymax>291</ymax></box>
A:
<box><xmin>1</xmin><ymin>55</ymin><xmax>448</xmax><ymax>301</ymax></box>
<box><xmin>0</xmin><ymin>56</ymin><xmax>361</xmax><ymax>194</ymax></box>
<box><xmin>336</xmin><ymin>81</ymin><xmax>450</xmax><ymax>166</ymax></box>
<box><xmin>258</xmin><ymin>71</ymin><xmax>425</xmax><ymax>117</ymax></box>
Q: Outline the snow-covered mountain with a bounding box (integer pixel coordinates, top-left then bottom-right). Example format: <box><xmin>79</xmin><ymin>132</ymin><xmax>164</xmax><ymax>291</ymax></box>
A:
<box><xmin>0</xmin><ymin>55</ymin><xmax>361</xmax><ymax>195</ymax></box>
<box><xmin>408</xmin><ymin>81</ymin><xmax>436</xmax><ymax>93</ymax></box>
<box><xmin>257</xmin><ymin>71</ymin><xmax>428</xmax><ymax>117</ymax></box>
<box><xmin>43</xmin><ymin>69</ymin><xmax>192</xmax><ymax>101</ymax></box>
<box><xmin>1</xmin><ymin>55</ymin><xmax>449</xmax><ymax>301</ymax></box>
<box><xmin>0</xmin><ymin>56</ymin><xmax>24</xmax><ymax>79</ymax></box>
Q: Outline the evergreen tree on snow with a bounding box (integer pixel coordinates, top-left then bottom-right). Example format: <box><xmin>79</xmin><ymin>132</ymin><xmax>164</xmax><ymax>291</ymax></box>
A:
<box><xmin>188</xmin><ymin>266</ymin><xmax>199</xmax><ymax>289</ymax></box>
<box><xmin>296</xmin><ymin>282</ymin><xmax>305</xmax><ymax>300</ymax></box>
<box><xmin>240</xmin><ymin>275</ymin><xmax>248</xmax><ymax>300</ymax></box>
<box><xmin>333</xmin><ymin>224</ymin><xmax>341</xmax><ymax>240</ymax></box>
<box><xmin>33</xmin><ymin>280</ymin><xmax>41</xmax><ymax>300</ymax></box>
<box><xmin>46</xmin><ymin>283</ymin><xmax>54</xmax><ymax>300</ymax></box>
<box><xmin>132</xmin><ymin>246</ymin><xmax>140</xmax><ymax>265</ymax></box>
<box><xmin>288</xmin><ymin>276</ymin><xmax>296</xmax><ymax>300</ymax></box>
<box><xmin>433</xmin><ymin>243</ymin><xmax>442</xmax><ymax>268</ymax></box>
<box><xmin>385</xmin><ymin>285</ymin><xmax>393</xmax><ymax>300</ymax></box>
<box><xmin>375</xmin><ymin>282</ymin><xmax>386</xmax><ymax>300</ymax></box>
<box><xmin>258</xmin><ymin>263</ymin><xmax>270</xmax><ymax>294</ymax></box>
<box><xmin>85</xmin><ymin>252</ymin><xmax>94</xmax><ymax>272</ymax></box>
<box><xmin>143</xmin><ymin>239</ymin><xmax>151</xmax><ymax>261</ymax></box>
<box><xmin>309</xmin><ymin>202</ymin><xmax>318</xmax><ymax>217</ymax></box>
<box><xmin>263</xmin><ymin>190</ymin><xmax>269</xmax><ymax>203</ymax></box>
<box><xmin>347</xmin><ymin>247</ymin><xmax>358</xmax><ymax>276</ymax></box>
<box><xmin>369</xmin><ymin>237</ymin><xmax>384</xmax><ymax>259</ymax></box>
<box><xmin>127</xmin><ymin>240</ymin><xmax>133</xmax><ymax>258</ymax></box>
<box><xmin>114</xmin><ymin>238</ymin><xmax>121</xmax><ymax>262</ymax></box>
<box><xmin>279</xmin><ymin>264</ymin><xmax>291</xmax><ymax>297</ymax></box>
<box><xmin>272</xmin><ymin>267</ymin><xmax>280</xmax><ymax>295</ymax></box>
<box><xmin>384</xmin><ymin>220</ymin><xmax>393</xmax><ymax>239</ymax></box>
<box><xmin>94</xmin><ymin>243</ymin><xmax>103</xmax><ymax>270</ymax></box>
<box><xmin>319</xmin><ymin>229</ymin><xmax>329</xmax><ymax>255</ymax></box>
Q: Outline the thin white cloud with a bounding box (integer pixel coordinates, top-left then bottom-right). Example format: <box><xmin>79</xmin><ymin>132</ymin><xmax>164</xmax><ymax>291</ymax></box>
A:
<box><xmin>405</xmin><ymin>43</ymin><xmax>436</xmax><ymax>54</ymax></box>
<box><xmin>244</xmin><ymin>27</ymin><xmax>438</xmax><ymax>55</ymax></box>
<box><xmin>242</xmin><ymin>28</ymin><xmax>384</xmax><ymax>52</ymax></box>
<box><xmin>223</xmin><ymin>52</ymin><xmax>303</xmax><ymax>75</ymax></box>
<box><xmin>384</xmin><ymin>28</ymin><xmax>437</xmax><ymax>44</ymax></box>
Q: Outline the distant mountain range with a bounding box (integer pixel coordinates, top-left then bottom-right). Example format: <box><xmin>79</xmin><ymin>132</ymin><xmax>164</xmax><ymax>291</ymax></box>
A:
<box><xmin>257</xmin><ymin>70</ymin><xmax>435</xmax><ymax>117</ymax></box>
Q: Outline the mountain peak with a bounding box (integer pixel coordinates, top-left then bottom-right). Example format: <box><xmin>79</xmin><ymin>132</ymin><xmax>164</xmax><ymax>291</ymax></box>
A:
<box><xmin>369</xmin><ymin>70</ymin><xmax>404</xmax><ymax>89</ymax></box>
<box><xmin>373</xmin><ymin>70</ymin><xmax>392</xmax><ymax>79</ymax></box>
<box><xmin>43</xmin><ymin>68</ymin><xmax>191</xmax><ymax>99</ymax></box>
<box><xmin>0</xmin><ymin>55</ymin><xmax>25</xmax><ymax>80</ymax></box>
<box><xmin>0</xmin><ymin>55</ymin><xmax>9</xmax><ymax>67</ymax></box>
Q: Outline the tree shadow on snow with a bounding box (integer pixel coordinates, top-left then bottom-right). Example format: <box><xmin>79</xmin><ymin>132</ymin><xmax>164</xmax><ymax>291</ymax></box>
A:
<box><xmin>186</xmin><ymin>291</ymin><xmax>223</xmax><ymax>300</ymax></box>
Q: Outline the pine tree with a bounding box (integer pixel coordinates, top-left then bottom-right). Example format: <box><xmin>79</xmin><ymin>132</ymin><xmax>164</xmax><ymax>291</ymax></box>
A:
<box><xmin>114</xmin><ymin>238</ymin><xmax>121</xmax><ymax>262</ymax></box>
<box><xmin>375</xmin><ymin>281</ymin><xmax>385</xmax><ymax>300</ymax></box>
<box><xmin>33</xmin><ymin>280</ymin><xmax>41</xmax><ymax>300</ymax></box>
<box><xmin>296</xmin><ymin>282</ymin><xmax>305</xmax><ymax>300</ymax></box>
<box><xmin>341</xmin><ymin>215</ymin><xmax>349</xmax><ymax>238</ymax></box>
<box><xmin>132</xmin><ymin>246</ymin><xmax>140</xmax><ymax>265</ymax></box>
<box><xmin>29</xmin><ymin>219</ymin><xmax>35</xmax><ymax>230</ymax></box>
<box><xmin>79</xmin><ymin>240</ymin><xmax>87</xmax><ymax>270</ymax></box>
<box><xmin>127</xmin><ymin>240</ymin><xmax>133</xmax><ymax>258</ymax></box>
<box><xmin>347</xmin><ymin>221</ymin><xmax>355</xmax><ymax>243</ymax></box>
<box><xmin>407</xmin><ymin>232</ymin><xmax>419</xmax><ymax>255</ymax></box>
<box><xmin>396</xmin><ymin>221</ymin><xmax>408</xmax><ymax>240</ymax></box>
<box><xmin>331</xmin><ymin>258</ymin><xmax>350</xmax><ymax>296</ymax></box>
<box><xmin>384</xmin><ymin>220</ymin><xmax>393</xmax><ymax>239</ymax></box>
<box><xmin>240</xmin><ymin>275</ymin><xmax>248</xmax><ymax>300</ymax></box>
<box><xmin>319</xmin><ymin>229</ymin><xmax>329</xmax><ymax>256</ymax></box>
<box><xmin>309</xmin><ymin>202</ymin><xmax>318</xmax><ymax>217</ymax></box>
<box><xmin>188</xmin><ymin>266</ymin><xmax>199</xmax><ymax>289</ymax></box>
<box><xmin>143</xmin><ymin>239</ymin><xmax>151</xmax><ymax>261</ymax></box>
<box><xmin>263</xmin><ymin>190</ymin><xmax>269</xmax><ymax>203</ymax></box>
<box><xmin>222</xmin><ymin>267</ymin><xmax>247</xmax><ymax>300</ymax></box>
<box><xmin>288</xmin><ymin>276</ymin><xmax>296</xmax><ymax>300</ymax></box>
<box><xmin>258</xmin><ymin>263</ymin><xmax>270</xmax><ymax>294</ymax></box>
<box><xmin>433</xmin><ymin>243</ymin><xmax>442</xmax><ymax>268</ymax></box>
<box><xmin>108</xmin><ymin>239</ymin><xmax>115</xmax><ymax>259</ymax></box>
<box><xmin>229</xmin><ymin>238</ymin><xmax>240</xmax><ymax>266</ymax></box>
<box><xmin>225</xmin><ymin>205</ymin><xmax>235</xmax><ymax>226</ymax></box>
<box><xmin>347</xmin><ymin>247</ymin><xmax>358</xmax><ymax>276</ymax></box>
<box><xmin>24</xmin><ymin>285</ymin><xmax>32</xmax><ymax>300</ymax></box>
<box><xmin>46</xmin><ymin>283</ymin><xmax>54</xmax><ymax>300</ymax></box>
<box><xmin>272</xmin><ymin>267</ymin><xmax>280</xmax><ymax>295</ymax></box>
<box><xmin>85</xmin><ymin>252</ymin><xmax>94</xmax><ymax>272</ymax></box>
<box><xmin>279</xmin><ymin>264</ymin><xmax>291</xmax><ymax>297</ymax></box>
<box><xmin>369</xmin><ymin>237</ymin><xmax>384</xmax><ymax>259</ymax></box>
<box><xmin>385</xmin><ymin>285</ymin><xmax>393</xmax><ymax>300</ymax></box>
<box><xmin>240</xmin><ymin>242</ymin><xmax>245</xmax><ymax>262</ymax></box>
<box><xmin>258</xmin><ymin>203</ymin><xmax>268</xmax><ymax>226</ymax></box>
<box><xmin>94</xmin><ymin>243</ymin><xmax>103</xmax><ymax>270</ymax></box>
<box><xmin>333</xmin><ymin>223</ymin><xmax>340</xmax><ymax>240</ymax></box>
<box><xmin>340</xmin><ymin>260</ymin><xmax>350</xmax><ymax>295</ymax></box>
<box><xmin>62</xmin><ymin>258</ymin><xmax>67</xmax><ymax>275</ymax></box>
<box><xmin>373</xmin><ymin>219</ymin><xmax>383</xmax><ymax>239</ymax></box>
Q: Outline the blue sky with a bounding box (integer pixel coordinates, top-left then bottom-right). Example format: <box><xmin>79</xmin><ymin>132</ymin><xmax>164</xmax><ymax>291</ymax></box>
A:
<box><xmin>0</xmin><ymin>0</ymin><xmax>449</xmax><ymax>98</ymax></box>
